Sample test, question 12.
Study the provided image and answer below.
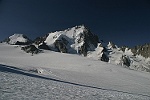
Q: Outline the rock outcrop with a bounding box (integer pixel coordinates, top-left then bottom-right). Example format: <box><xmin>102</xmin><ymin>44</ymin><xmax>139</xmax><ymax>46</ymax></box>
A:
<box><xmin>38</xmin><ymin>42</ymin><xmax>50</xmax><ymax>50</ymax></box>
<box><xmin>54</xmin><ymin>40</ymin><xmax>67</xmax><ymax>53</ymax></box>
<box><xmin>21</xmin><ymin>45</ymin><xmax>40</xmax><ymax>55</ymax></box>
<box><xmin>101</xmin><ymin>53</ymin><xmax>109</xmax><ymax>62</ymax></box>
<box><xmin>34</xmin><ymin>34</ymin><xmax>49</xmax><ymax>45</ymax></box>
<box><xmin>121</xmin><ymin>55</ymin><xmax>131</xmax><ymax>67</ymax></box>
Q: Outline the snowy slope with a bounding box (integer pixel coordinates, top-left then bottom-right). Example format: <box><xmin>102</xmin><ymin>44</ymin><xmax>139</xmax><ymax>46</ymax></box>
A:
<box><xmin>0</xmin><ymin>43</ymin><xmax>150</xmax><ymax>99</ymax></box>
<box><xmin>1</xmin><ymin>65</ymin><xmax>149</xmax><ymax>100</ymax></box>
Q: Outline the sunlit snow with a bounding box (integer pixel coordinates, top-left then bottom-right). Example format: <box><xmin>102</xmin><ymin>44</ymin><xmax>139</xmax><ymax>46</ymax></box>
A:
<box><xmin>0</xmin><ymin>43</ymin><xmax>150</xmax><ymax>99</ymax></box>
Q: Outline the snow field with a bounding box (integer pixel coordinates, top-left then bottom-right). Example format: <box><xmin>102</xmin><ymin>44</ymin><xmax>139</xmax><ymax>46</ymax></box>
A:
<box><xmin>0</xmin><ymin>43</ymin><xmax>150</xmax><ymax>99</ymax></box>
<box><xmin>0</xmin><ymin>69</ymin><xmax>149</xmax><ymax>100</ymax></box>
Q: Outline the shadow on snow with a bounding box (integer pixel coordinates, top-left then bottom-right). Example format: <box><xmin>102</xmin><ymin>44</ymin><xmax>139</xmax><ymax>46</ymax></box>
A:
<box><xmin>0</xmin><ymin>64</ymin><xmax>150</xmax><ymax>98</ymax></box>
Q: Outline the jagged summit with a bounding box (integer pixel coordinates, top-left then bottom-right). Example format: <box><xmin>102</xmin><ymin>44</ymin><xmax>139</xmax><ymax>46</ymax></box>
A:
<box><xmin>3</xmin><ymin>34</ymin><xmax>31</xmax><ymax>45</ymax></box>
<box><xmin>38</xmin><ymin>25</ymin><xmax>99</xmax><ymax>56</ymax></box>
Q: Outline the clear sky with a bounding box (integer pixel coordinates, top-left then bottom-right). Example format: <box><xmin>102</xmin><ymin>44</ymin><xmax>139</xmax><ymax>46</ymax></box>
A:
<box><xmin>0</xmin><ymin>0</ymin><xmax>150</xmax><ymax>47</ymax></box>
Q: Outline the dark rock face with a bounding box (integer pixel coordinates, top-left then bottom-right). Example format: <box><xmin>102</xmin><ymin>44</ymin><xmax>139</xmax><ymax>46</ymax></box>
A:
<box><xmin>38</xmin><ymin>42</ymin><xmax>50</xmax><ymax>50</ymax></box>
<box><xmin>61</xmin><ymin>37</ymin><xmax>69</xmax><ymax>45</ymax></box>
<box><xmin>102</xmin><ymin>47</ymin><xmax>108</xmax><ymax>52</ymax></box>
<box><xmin>77</xmin><ymin>26</ymin><xmax>99</xmax><ymax>56</ymax></box>
<box><xmin>121</xmin><ymin>55</ymin><xmax>130</xmax><ymax>67</ymax></box>
<box><xmin>120</xmin><ymin>46</ymin><xmax>129</xmax><ymax>52</ymax></box>
<box><xmin>101</xmin><ymin>53</ymin><xmax>109</xmax><ymax>62</ymax></box>
<box><xmin>54</xmin><ymin>40</ymin><xmax>67</xmax><ymax>53</ymax></box>
<box><xmin>83</xmin><ymin>28</ymin><xmax>99</xmax><ymax>47</ymax></box>
<box><xmin>131</xmin><ymin>43</ymin><xmax>150</xmax><ymax>58</ymax></box>
<box><xmin>15</xmin><ymin>41</ymin><xmax>31</xmax><ymax>45</ymax></box>
<box><xmin>34</xmin><ymin>34</ymin><xmax>49</xmax><ymax>45</ymax></box>
<box><xmin>79</xmin><ymin>43</ymin><xmax>87</xmax><ymax>56</ymax></box>
<box><xmin>21</xmin><ymin>45</ymin><xmax>40</xmax><ymax>54</ymax></box>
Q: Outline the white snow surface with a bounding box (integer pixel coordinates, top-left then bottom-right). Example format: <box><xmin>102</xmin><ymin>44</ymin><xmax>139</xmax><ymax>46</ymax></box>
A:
<box><xmin>8</xmin><ymin>34</ymin><xmax>29</xmax><ymax>44</ymax></box>
<box><xmin>87</xmin><ymin>43</ymin><xmax>104</xmax><ymax>60</ymax></box>
<box><xmin>0</xmin><ymin>43</ymin><xmax>150</xmax><ymax>100</ymax></box>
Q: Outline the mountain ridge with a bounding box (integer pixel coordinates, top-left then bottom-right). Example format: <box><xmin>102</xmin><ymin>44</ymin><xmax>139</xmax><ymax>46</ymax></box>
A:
<box><xmin>1</xmin><ymin>25</ymin><xmax>150</xmax><ymax>73</ymax></box>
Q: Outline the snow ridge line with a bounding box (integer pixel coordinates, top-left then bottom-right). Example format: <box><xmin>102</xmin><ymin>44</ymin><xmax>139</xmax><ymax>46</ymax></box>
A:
<box><xmin>0</xmin><ymin>64</ymin><xmax>150</xmax><ymax>98</ymax></box>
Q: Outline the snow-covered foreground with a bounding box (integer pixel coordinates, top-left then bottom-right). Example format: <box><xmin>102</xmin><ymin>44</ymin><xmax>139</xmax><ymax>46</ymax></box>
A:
<box><xmin>0</xmin><ymin>65</ymin><xmax>149</xmax><ymax>100</ymax></box>
<box><xmin>0</xmin><ymin>43</ymin><xmax>150</xmax><ymax>99</ymax></box>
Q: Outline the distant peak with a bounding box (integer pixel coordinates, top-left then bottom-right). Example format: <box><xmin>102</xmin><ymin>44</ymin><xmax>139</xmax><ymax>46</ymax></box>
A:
<box><xmin>3</xmin><ymin>33</ymin><xmax>31</xmax><ymax>45</ymax></box>
<box><xmin>9</xmin><ymin>33</ymin><xmax>26</xmax><ymax>38</ymax></box>
<box><xmin>9</xmin><ymin>33</ymin><xmax>29</xmax><ymax>40</ymax></box>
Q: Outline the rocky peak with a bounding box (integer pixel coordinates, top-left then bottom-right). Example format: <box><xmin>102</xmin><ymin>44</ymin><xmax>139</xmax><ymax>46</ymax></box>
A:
<box><xmin>41</xmin><ymin>25</ymin><xmax>100</xmax><ymax>56</ymax></box>
<box><xmin>21</xmin><ymin>45</ymin><xmax>40</xmax><ymax>55</ymax></box>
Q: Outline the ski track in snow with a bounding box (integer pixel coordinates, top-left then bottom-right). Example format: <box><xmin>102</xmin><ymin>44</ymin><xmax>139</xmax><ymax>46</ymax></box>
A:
<box><xmin>0</xmin><ymin>65</ymin><xmax>150</xmax><ymax>100</ymax></box>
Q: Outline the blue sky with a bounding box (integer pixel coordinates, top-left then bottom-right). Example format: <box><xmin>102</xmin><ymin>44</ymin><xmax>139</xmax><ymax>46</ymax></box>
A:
<box><xmin>0</xmin><ymin>0</ymin><xmax>150</xmax><ymax>47</ymax></box>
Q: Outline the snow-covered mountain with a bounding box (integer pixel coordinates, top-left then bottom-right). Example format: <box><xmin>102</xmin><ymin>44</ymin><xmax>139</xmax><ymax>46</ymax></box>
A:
<box><xmin>2</xmin><ymin>25</ymin><xmax>150</xmax><ymax>73</ymax></box>
<box><xmin>1</xmin><ymin>25</ymin><xmax>150</xmax><ymax>99</ymax></box>
<box><xmin>3</xmin><ymin>34</ymin><xmax>32</xmax><ymax>45</ymax></box>
<box><xmin>37</xmin><ymin>25</ymin><xmax>99</xmax><ymax>56</ymax></box>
